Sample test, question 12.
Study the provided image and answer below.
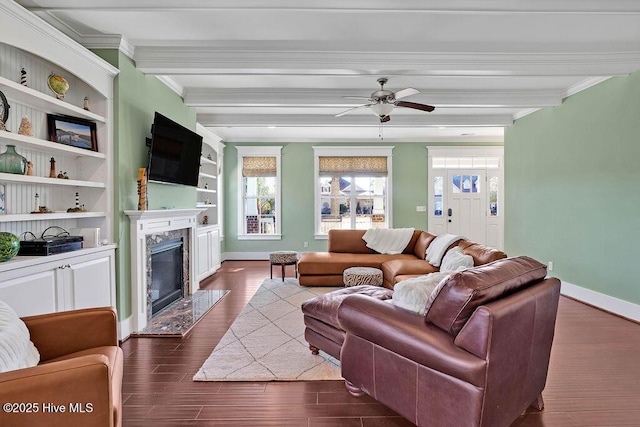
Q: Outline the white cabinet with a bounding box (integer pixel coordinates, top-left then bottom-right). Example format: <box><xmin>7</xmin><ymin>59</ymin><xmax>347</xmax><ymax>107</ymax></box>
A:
<box><xmin>0</xmin><ymin>246</ymin><xmax>116</xmax><ymax>317</ymax></box>
<box><xmin>196</xmin><ymin>226</ymin><xmax>220</xmax><ymax>281</ymax></box>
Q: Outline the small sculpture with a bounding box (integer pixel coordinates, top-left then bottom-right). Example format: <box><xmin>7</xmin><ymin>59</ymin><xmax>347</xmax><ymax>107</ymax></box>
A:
<box><xmin>204</xmin><ymin>182</ymin><xmax>208</xmax><ymax>189</ymax></box>
<box><xmin>18</xmin><ymin>117</ymin><xmax>33</xmax><ymax>136</ymax></box>
<box><xmin>0</xmin><ymin>118</ymin><xmax>6</xmax><ymax>132</ymax></box>
<box><xmin>57</xmin><ymin>171</ymin><xmax>64</xmax><ymax>179</ymax></box>
<box><xmin>26</xmin><ymin>161</ymin><xmax>34</xmax><ymax>176</ymax></box>
<box><xmin>49</xmin><ymin>157</ymin><xmax>56</xmax><ymax>178</ymax></box>
<box><xmin>207</xmin><ymin>154</ymin><xmax>212</xmax><ymax>160</ymax></box>
<box><xmin>137</xmin><ymin>168</ymin><xmax>147</xmax><ymax>210</ymax></box>
<box><xmin>63</xmin><ymin>171</ymin><xmax>69</xmax><ymax>179</ymax></box>
<box><xmin>83</xmin><ymin>96</ymin><xmax>90</xmax><ymax>111</ymax></box>
<box><xmin>202</xmin><ymin>215</ymin><xmax>208</xmax><ymax>225</ymax></box>
<box><xmin>20</xmin><ymin>68</ymin><xmax>27</xmax><ymax>87</ymax></box>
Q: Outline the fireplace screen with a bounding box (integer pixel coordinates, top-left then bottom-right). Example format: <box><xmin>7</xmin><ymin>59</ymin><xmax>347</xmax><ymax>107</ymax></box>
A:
<box><xmin>150</xmin><ymin>238</ymin><xmax>184</xmax><ymax>315</ymax></box>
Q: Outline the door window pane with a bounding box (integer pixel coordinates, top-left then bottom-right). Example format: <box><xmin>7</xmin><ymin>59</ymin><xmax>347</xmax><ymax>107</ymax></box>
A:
<box><xmin>489</xmin><ymin>176</ymin><xmax>499</xmax><ymax>216</ymax></box>
<box><xmin>471</xmin><ymin>175</ymin><xmax>480</xmax><ymax>193</ymax></box>
<box><xmin>452</xmin><ymin>175</ymin><xmax>462</xmax><ymax>193</ymax></box>
<box><xmin>433</xmin><ymin>176</ymin><xmax>443</xmax><ymax>216</ymax></box>
<box><xmin>462</xmin><ymin>175</ymin><xmax>471</xmax><ymax>193</ymax></box>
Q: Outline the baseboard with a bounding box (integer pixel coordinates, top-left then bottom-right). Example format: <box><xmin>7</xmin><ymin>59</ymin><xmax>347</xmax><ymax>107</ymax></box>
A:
<box><xmin>222</xmin><ymin>252</ymin><xmax>270</xmax><ymax>260</ymax></box>
<box><xmin>118</xmin><ymin>316</ymin><xmax>133</xmax><ymax>341</ymax></box>
<box><xmin>561</xmin><ymin>281</ymin><xmax>640</xmax><ymax>323</ymax></box>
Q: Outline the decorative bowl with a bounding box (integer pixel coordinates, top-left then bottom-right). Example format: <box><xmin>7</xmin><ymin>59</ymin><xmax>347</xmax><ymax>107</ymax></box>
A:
<box><xmin>0</xmin><ymin>232</ymin><xmax>20</xmax><ymax>262</ymax></box>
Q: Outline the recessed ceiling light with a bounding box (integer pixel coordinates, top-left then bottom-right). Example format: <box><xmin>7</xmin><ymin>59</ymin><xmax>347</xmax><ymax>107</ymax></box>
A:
<box><xmin>268</xmin><ymin>126</ymin><xmax>277</xmax><ymax>129</ymax></box>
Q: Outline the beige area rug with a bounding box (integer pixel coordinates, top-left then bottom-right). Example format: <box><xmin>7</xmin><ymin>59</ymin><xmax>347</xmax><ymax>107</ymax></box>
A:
<box><xmin>193</xmin><ymin>278</ymin><xmax>342</xmax><ymax>381</ymax></box>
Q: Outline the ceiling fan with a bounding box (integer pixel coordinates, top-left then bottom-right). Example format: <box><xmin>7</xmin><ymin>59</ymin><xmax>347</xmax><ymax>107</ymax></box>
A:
<box><xmin>335</xmin><ymin>77</ymin><xmax>435</xmax><ymax>123</ymax></box>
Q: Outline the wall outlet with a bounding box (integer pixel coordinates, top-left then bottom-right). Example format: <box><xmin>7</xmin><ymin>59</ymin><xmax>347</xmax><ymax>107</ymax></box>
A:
<box><xmin>416</xmin><ymin>206</ymin><xmax>427</xmax><ymax>212</ymax></box>
<box><xmin>547</xmin><ymin>261</ymin><xmax>554</xmax><ymax>271</ymax></box>
<box><xmin>303</xmin><ymin>241</ymin><xmax>309</xmax><ymax>248</ymax></box>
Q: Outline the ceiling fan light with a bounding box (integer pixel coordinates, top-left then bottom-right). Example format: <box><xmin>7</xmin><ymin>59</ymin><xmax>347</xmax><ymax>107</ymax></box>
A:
<box><xmin>370</xmin><ymin>103</ymin><xmax>394</xmax><ymax>116</ymax></box>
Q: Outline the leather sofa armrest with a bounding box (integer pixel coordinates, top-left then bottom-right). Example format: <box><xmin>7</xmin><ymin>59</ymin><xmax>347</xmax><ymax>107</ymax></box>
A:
<box><xmin>22</xmin><ymin>307</ymin><xmax>118</xmax><ymax>362</ymax></box>
<box><xmin>0</xmin><ymin>355</ymin><xmax>114</xmax><ymax>427</ymax></box>
<box><xmin>338</xmin><ymin>295</ymin><xmax>486</xmax><ymax>386</ymax></box>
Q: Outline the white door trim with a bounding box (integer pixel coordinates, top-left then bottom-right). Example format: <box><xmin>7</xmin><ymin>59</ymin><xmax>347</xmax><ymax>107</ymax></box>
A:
<box><xmin>426</xmin><ymin>146</ymin><xmax>504</xmax><ymax>249</ymax></box>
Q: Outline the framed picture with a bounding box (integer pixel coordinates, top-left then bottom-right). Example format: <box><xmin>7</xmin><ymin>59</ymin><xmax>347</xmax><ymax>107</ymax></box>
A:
<box><xmin>47</xmin><ymin>114</ymin><xmax>97</xmax><ymax>151</ymax></box>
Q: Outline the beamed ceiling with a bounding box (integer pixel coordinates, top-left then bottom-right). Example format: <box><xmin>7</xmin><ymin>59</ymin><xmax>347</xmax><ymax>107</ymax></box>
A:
<box><xmin>15</xmin><ymin>0</ymin><xmax>640</xmax><ymax>143</ymax></box>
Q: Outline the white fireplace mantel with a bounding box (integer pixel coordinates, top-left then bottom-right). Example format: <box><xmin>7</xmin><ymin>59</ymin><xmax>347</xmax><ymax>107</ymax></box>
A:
<box><xmin>125</xmin><ymin>209</ymin><xmax>204</xmax><ymax>333</ymax></box>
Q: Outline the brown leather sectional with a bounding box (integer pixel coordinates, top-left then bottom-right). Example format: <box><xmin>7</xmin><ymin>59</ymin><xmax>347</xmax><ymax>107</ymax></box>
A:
<box><xmin>298</xmin><ymin>229</ymin><xmax>507</xmax><ymax>288</ymax></box>
<box><xmin>338</xmin><ymin>256</ymin><xmax>561</xmax><ymax>427</ymax></box>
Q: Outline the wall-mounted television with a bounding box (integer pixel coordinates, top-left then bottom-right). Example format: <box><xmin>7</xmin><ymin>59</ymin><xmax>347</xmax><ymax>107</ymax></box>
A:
<box><xmin>147</xmin><ymin>112</ymin><xmax>203</xmax><ymax>187</ymax></box>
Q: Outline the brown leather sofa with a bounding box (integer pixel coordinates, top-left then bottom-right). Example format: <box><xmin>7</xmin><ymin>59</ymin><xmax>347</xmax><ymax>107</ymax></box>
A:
<box><xmin>338</xmin><ymin>256</ymin><xmax>561</xmax><ymax>427</ymax></box>
<box><xmin>0</xmin><ymin>307</ymin><xmax>123</xmax><ymax>427</ymax></box>
<box><xmin>298</xmin><ymin>229</ymin><xmax>506</xmax><ymax>288</ymax></box>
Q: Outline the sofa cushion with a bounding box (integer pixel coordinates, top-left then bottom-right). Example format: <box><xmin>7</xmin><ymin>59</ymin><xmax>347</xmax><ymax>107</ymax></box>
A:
<box><xmin>299</xmin><ymin>252</ymin><xmax>417</xmax><ymax>276</ymax></box>
<box><xmin>327</xmin><ymin>229</ymin><xmax>423</xmax><ymax>255</ymax></box>
<box><xmin>381</xmin><ymin>259</ymin><xmax>438</xmax><ymax>283</ymax></box>
<box><xmin>413</xmin><ymin>231</ymin><xmax>436</xmax><ymax>260</ymax></box>
<box><xmin>459</xmin><ymin>241</ymin><xmax>507</xmax><ymax>266</ymax></box>
<box><xmin>0</xmin><ymin>300</ymin><xmax>40</xmax><ymax>373</ymax></box>
<box><xmin>302</xmin><ymin>285</ymin><xmax>394</xmax><ymax>329</ymax></box>
<box><xmin>425</xmin><ymin>256</ymin><xmax>547</xmax><ymax>336</ymax></box>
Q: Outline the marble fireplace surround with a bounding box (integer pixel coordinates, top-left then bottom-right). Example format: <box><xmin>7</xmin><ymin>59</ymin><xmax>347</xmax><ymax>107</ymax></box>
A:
<box><xmin>125</xmin><ymin>209</ymin><xmax>203</xmax><ymax>333</ymax></box>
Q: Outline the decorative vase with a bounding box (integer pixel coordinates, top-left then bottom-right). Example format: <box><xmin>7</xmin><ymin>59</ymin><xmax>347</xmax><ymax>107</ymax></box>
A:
<box><xmin>0</xmin><ymin>232</ymin><xmax>20</xmax><ymax>262</ymax></box>
<box><xmin>0</xmin><ymin>145</ymin><xmax>27</xmax><ymax>174</ymax></box>
<box><xmin>47</xmin><ymin>73</ymin><xmax>70</xmax><ymax>99</ymax></box>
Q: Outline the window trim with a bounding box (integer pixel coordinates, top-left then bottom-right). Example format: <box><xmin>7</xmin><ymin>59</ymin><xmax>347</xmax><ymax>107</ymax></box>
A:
<box><xmin>236</xmin><ymin>146</ymin><xmax>282</xmax><ymax>240</ymax></box>
<box><xmin>313</xmin><ymin>146</ymin><xmax>394</xmax><ymax>239</ymax></box>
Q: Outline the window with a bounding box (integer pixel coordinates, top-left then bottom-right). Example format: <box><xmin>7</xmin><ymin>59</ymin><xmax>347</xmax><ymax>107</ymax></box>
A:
<box><xmin>236</xmin><ymin>146</ymin><xmax>282</xmax><ymax>240</ymax></box>
<box><xmin>313</xmin><ymin>146</ymin><xmax>393</xmax><ymax>237</ymax></box>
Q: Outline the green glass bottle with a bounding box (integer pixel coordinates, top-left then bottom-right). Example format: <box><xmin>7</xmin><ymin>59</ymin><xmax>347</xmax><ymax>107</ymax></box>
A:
<box><xmin>0</xmin><ymin>145</ymin><xmax>27</xmax><ymax>174</ymax></box>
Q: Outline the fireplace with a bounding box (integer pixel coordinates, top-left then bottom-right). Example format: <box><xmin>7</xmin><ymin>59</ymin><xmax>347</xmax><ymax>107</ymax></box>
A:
<box><xmin>125</xmin><ymin>209</ymin><xmax>202</xmax><ymax>335</ymax></box>
<box><xmin>150</xmin><ymin>238</ymin><xmax>184</xmax><ymax>315</ymax></box>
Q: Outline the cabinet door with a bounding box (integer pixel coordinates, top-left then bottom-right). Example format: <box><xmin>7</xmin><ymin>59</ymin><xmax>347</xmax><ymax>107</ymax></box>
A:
<box><xmin>210</xmin><ymin>228</ymin><xmax>221</xmax><ymax>272</ymax></box>
<box><xmin>196</xmin><ymin>231</ymin><xmax>211</xmax><ymax>279</ymax></box>
<box><xmin>66</xmin><ymin>256</ymin><xmax>113</xmax><ymax>309</ymax></box>
<box><xmin>0</xmin><ymin>271</ymin><xmax>58</xmax><ymax>316</ymax></box>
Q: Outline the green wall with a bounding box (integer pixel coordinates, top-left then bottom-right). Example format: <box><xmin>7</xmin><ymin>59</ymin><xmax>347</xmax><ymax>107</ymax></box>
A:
<box><xmin>92</xmin><ymin>50</ymin><xmax>197</xmax><ymax>319</ymax></box>
<box><xmin>505</xmin><ymin>71</ymin><xmax>640</xmax><ymax>305</ymax></box>
<box><xmin>223</xmin><ymin>142</ymin><xmax>499</xmax><ymax>254</ymax></box>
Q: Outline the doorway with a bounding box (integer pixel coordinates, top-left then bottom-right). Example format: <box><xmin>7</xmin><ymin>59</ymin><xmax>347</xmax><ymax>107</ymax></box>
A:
<box><xmin>426</xmin><ymin>146</ymin><xmax>504</xmax><ymax>249</ymax></box>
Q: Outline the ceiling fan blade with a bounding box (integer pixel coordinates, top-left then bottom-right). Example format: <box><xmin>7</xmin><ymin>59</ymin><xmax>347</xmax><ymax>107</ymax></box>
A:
<box><xmin>395</xmin><ymin>100</ymin><xmax>435</xmax><ymax>112</ymax></box>
<box><xmin>393</xmin><ymin>87</ymin><xmax>419</xmax><ymax>100</ymax></box>
<box><xmin>335</xmin><ymin>104</ymin><xmax>373</xmax><ymax>117</ymax></box>
<box><xmin>380</xmin><ymin>115</ymin><xmax>391</xmax><ymax>123</ymax></box>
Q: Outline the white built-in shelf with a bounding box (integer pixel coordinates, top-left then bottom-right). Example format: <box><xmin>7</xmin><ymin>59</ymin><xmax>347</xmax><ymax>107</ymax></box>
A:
<box><xmin>196</xmin><ymin>202</ymin><xmax>217</xmax><ymax>208</ymax></box>
<box><xmin>0</xmin><ymin>76</ymin><xmax>106</xmax><ymax>123</ymax></box>
<box><xmin>0</xmin><ymin>211</ymin><xmax>106</xmax><ymax>223</ymax></box>
<box><xmin>200</xmin><ymin>156</ymin><xmax>217</xmax><ymax>166</ymax></box>
<box><xmin>196</xmin><ymin>188</ymin><xmax>217</xmax><ymax>194</ymax></box>
<box><xmin>0</xmin><ymin>172</ymin><xmax>105</xmax><ymax>188</ymax></box>
<box><xmin>198</xmin><ymin>171</ymin><xmax>217</xmax><ymax>180</ymax></box>
<box><xmin>0</xmin><ymin>131</ymin><xmax>106</xmax><ymax>159</ymax></box>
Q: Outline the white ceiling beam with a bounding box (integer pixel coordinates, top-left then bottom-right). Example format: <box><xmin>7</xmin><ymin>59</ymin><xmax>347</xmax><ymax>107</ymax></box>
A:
<box><xmin>196</xmin><ymin>113</ymin><xmax>512</xmax><ymax>127</ymax></box>
<box><xmin>18</xmin><ymin>0</ymin><xmax>640</xmax><ymax>14</ymax></box>
<box><xmin>134</xmin><ymin>47</ymin><xmax>640</xmax><ymax>77</ymax></box>
<box><xmin>184</xmin><ymin>88</ymin><xmax>562</xmax><ymax>108</ymax></box>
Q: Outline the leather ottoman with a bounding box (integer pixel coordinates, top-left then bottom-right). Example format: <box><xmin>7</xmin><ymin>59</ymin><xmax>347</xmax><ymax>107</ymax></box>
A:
<box><xmin>302</xmin><ymin>285</ymin><xmax>393</xmax><ymax>359</ymax></box>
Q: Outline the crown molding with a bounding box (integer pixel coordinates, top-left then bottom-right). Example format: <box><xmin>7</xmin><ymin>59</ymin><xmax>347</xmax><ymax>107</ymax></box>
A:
<box><xmin>155</xmin><ymin>76</ymin><xmax>185</xmax><ymax>98</ymax></box>
<box><xmin>81</xmin><ymin>35</ymin><xmax>136</xmax><ymax>60</ymax></box>
<box><xmin>564</xmin><ymin>76</ymin><xmax>613</xmax><ymax>98</ymax></box>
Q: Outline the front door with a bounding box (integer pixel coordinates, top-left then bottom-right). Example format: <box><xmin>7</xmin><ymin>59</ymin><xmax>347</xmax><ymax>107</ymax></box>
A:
<box><xmin>446</xmin><ymin>170</ymin><xmax>487</xmax><ymax>244</ymax></box>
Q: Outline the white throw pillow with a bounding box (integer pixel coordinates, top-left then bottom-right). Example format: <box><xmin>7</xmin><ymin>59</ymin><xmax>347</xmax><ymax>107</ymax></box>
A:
<box><xmin>440</xmin><ymin>246</ymin><xmax>474</xmax><ymax>273</ymax></box>
<box><xmin>0</xmin><ymin>300</ymin><xmax>40</xmax><ymax>373</ymax></box>
<box><xmin>391</xmin><ymin>272</ymin><xmax>451</xmax><ymax>314</ymax></box>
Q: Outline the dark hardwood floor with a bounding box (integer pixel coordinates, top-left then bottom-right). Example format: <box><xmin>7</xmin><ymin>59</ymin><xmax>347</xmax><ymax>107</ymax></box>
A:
<box><xmin>121</xmin><ymin>261</ymin><xmax>640</xmax><ymax>426</ymax></box>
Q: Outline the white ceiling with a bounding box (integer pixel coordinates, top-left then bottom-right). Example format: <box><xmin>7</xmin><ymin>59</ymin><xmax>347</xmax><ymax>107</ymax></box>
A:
<box><xmin>16</xmin><ymin>0</ymin><xmax>640</xmax><ymax>143</ymax></box>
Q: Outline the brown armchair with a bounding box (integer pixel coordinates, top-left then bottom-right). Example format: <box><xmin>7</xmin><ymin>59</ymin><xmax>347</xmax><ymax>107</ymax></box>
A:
<box><xmin>338</xmin><ymin>256</ymin><xmax>561</xmax><ymax>427</ymax></box>
<box><xmin>0</xmin><ymin>307</ymin><xmax>123</xmax><ymax>427</ymax></box>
